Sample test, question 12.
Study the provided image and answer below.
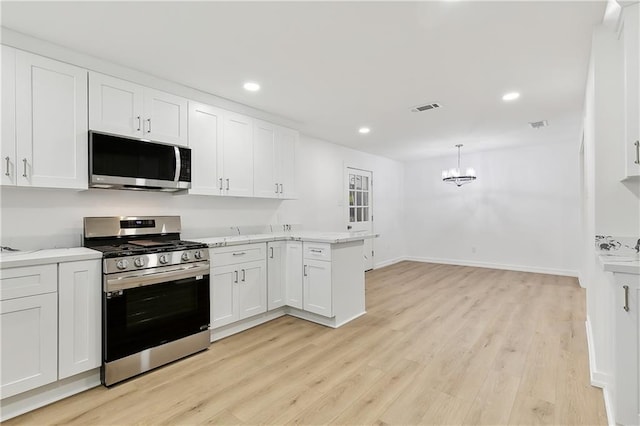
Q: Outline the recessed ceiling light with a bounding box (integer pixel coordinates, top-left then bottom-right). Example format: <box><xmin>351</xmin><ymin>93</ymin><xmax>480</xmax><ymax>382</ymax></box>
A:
<box><xmin>502</xmin><ymin>92</ymin><xmax>520</xmax><ymax>101</ymax></box>
<box><xmin>243</xmin><ymin>82</ymin><xmax>260</xmax><ymax>92</ymax></box>
<box><xmin>358</xmin><ymin>127</ymin><xmax>370</xmax><ymax>134</ymax></box>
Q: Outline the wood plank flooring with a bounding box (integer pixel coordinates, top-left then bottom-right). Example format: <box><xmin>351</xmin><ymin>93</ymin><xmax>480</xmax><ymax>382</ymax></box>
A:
<box><xmin>6</xmin><ymin>261</ymin><xmax>607</xmax><ymax>425</ymax></box>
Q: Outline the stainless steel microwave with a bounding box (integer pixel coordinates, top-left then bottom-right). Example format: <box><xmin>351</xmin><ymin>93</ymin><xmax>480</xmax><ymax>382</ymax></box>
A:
<box><xmin>89</xmin><ymin>131</ymin><xmax>191</xmax><ymax>191</ymax></box>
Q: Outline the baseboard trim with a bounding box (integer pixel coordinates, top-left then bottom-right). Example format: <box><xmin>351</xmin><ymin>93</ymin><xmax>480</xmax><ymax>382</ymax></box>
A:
<box><xmin>373</xmin><ymin>257</ymin><xmax>406</xmax><ymax>269</ymax></box>
<box><xmin>586</xmin><ymin>317</ymin><xmax>614</xmax><ymax>425</ymax></box>
<box><xmin>210</xmin><ymin>309</ymin><xmax>286</xmax><ymax>342</ymax></box>
<box><xmin>404</xmin><ymin>256</ymin><xmax>579</xmax><ymax>277</ymax></box>
<box><xmin>603</xmin><ymin>386</ymin><xmax>615</xmax><ymax>426</ymax></box>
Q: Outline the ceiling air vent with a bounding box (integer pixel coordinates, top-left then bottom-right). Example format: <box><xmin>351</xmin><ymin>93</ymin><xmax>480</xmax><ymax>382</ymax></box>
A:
<box><xmin>411</xmin><ymin>102</ymin><xmax>441</xmax><ymax>112</ymax></box>
<box><xmin>529</xmin><ymin>120</ymin><xmax>548</xmax><ymax>129</ymax></box>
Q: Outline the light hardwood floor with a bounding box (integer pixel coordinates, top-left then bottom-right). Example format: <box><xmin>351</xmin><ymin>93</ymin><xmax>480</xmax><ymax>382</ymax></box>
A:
<box><xmin>6</xmin><ymin>261</ymin><xmax>607</xmax><ymax>425</ymax></box>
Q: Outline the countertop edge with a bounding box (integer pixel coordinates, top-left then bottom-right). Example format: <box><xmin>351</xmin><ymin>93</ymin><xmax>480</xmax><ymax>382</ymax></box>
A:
<box><xmin>0</xmin><ymin>248</ymin><xmax>103</xmax><ymax>269</ymax></box>
<box><xmin>194</xmin><ymin>233</ymin><xmax>380</xmax><ymax>247</ymax></box>
<box><xmin>599</xmin><ymin>255</ymin><xmax>640</xmax><ymax>275</ymax></box>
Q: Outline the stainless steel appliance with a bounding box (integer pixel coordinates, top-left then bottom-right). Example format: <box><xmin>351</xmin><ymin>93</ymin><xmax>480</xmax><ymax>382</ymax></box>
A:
<box><xmin>89</xmin><ymin>131</ymin><xmax>191</xmax><ymax>191</ymax></box>
<box><xmin>83</xmin><ymin>216</ymin><xmax>210</xmax><ymax>386</ymax></box>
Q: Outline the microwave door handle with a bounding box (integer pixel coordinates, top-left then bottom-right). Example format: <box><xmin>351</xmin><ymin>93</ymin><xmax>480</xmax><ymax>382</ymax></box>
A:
<box><xmin>174</xmin><ymin>146</ymin><xmax>181</xmax><ymax>182</ymax></box>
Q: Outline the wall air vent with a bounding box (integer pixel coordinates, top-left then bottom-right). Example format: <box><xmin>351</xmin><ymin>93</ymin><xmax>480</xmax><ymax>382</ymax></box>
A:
<box><xmin>529</xmin><ymin>120</ymin><xmax>548</xmax><ymax>129</ymax></box>
<box><xmin>411</xmin><ymin>102</ymin><xmax>441</xmax><ymax>112</ymax></box>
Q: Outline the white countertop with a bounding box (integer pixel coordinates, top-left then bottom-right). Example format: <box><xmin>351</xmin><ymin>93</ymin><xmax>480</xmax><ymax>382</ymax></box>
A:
<box><xmin>0</xmin><ymin>247</ymin><xmax>102</xmax><ymax>269</ymax></box>
<box><xmin>599</xmin><ymin>255</ymin><xmax>640</xmax><ymax>275</ymax></box>
<box><xmin>193</xmin><ymin>231</ymin><xmax>379</xmax><ymax>247</ymax></box>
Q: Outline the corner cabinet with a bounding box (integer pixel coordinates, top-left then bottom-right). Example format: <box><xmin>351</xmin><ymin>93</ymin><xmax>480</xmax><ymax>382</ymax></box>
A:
<box><xmin>89</xmin><ymin>72</ymin><xmax>188</xmax><ymax>146</ymax></box>
<box><xmin>621</xmin><ymin>3</ymin><xmax>640</xmax><ymax>179</ymax></box>
<box><xmin>267</xmin><ymin>241</ymin><xmax>303</xmax><ymax>310</ymax></box>
<box><xmin>1</xmin><ymin>46</ymin><xmax>88</xmax><ymax>189</ymax></box>
<box><xmin>253</xmin><ymin>121</ymin><xmax>298</xmax><ymax>199</ymax></box>
<box><xmin>613</xmin><ymin>272</ymin><xmax>640</xmax><ymax>425</ymax></box>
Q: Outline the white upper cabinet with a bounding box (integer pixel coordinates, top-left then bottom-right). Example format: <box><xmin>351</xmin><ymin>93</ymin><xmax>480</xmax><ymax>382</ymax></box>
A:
<box><xmin>622</xmin><ymin>3</ymin><xmax>639</xmax><ymax>179</ymax></box>
<box><xmin>188</xmin><ymin>102</ymin><xmax>224</xmax><ymax>195</ymax></box>
<box><xmin>6</xmin><ymin>49</ymin><xmax>88</xmax><ymax>190</ymax></box>
<box><xmin>89</xmin><ymin>72</ymin><xmax>188</xmax><ymax>146</ymax></box>
<box><xmin>222</xmin><ymin>112</ymin><xmax>254</xmax><ymax>197</ymax></box>
<box><xmin>1</xmin><ymin>46</ymin><xmax>16</xmax><ymax>186</ymax></box>
<box><xmin>253</xmin><ymin>120</ymin><xmax>298</xmax><ymax>199</ymax></box>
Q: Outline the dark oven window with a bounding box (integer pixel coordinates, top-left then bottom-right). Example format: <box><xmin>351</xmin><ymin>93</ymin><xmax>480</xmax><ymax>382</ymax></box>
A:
<box><xmin>92</xmin><ymin>133</ymin><xmax>177</xmax><ymax>181</ymax></box>
<box><xmin>105</xmin><ymin>276</ymin><xmax>210</xmax><ymax>362</ymax></box>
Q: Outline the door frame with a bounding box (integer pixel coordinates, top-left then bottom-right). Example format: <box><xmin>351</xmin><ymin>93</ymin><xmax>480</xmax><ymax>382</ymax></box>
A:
<box><xmin>344</xmin><ymin>165</ymin><xmax>374</xmax><ymax>271</ymax></box>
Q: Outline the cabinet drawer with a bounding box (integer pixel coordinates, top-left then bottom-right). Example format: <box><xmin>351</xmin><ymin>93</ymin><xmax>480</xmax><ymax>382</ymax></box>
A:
<box><xmin>0</xmin><ymin>264</ymin><xmax>57</xmax><ymax>301</ymax></box>
<box><xmin>210</xmin><ymin>243</ymin><xmax>266</xmax><ymax>267</ymax></box>
<box><xmin>303</xmin><ymin>243</ymin><xmax>331</xmax><ymax>261</ymax></box>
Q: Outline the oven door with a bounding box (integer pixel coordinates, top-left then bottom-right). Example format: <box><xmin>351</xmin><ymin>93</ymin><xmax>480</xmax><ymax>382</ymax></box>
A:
<box><xmin>104</xmin><ymin>268</ymin><xmax>210</xmax><ymax>363</ymax></box>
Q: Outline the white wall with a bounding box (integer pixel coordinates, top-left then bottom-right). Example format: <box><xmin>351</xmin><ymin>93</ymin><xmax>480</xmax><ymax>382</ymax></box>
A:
<box><xmin>0</xmin><ymin>135</ymin><xmax>405</xmax><ymax>268</ymax></box>
<box><xmin>404</xmin><ymin>141</ymin><xmax>581</xmax><ymax>276</ymax></box>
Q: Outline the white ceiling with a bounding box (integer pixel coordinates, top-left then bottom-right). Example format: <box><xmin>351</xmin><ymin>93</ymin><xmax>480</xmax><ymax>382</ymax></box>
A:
<box><xmin>1</xmin><ymin>1</ymin><xmax>606</xmax><ymax>161</ymax></box>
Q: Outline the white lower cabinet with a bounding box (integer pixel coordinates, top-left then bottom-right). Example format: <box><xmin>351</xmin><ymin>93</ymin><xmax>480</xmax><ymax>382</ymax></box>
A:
<box><xmin>0</xmin><ymin>292</ymin><xmax>58</xmax><ymax>398</ymax></box>
<box><xmin>210</xmin><ymin>244</ymin><xmax>267</xmax><ymax>329</ymax></box>
<box><xmin>303</xmin><ymin>258</ymin><xmax>333</xmax><ymax>317</ymax></box>
<box><xmin>613</xmin><ymin>272</ymin><xmax>640</xmax><ymax>425</ymax></box>
<box><xmin>267</xmin><ymin>242</ymin><xmax>286</xmax><ymax>310</ymax></box>
<box><xmin>0</xmin><ymin>259</ymin><xmax>101</xmax><ymax>400</ymax></box>
<box><xmin>285</xmin><ymin>242</ymin><xmax>303</xmax><ymax>309</ymax></box>
<box><xmin>58</xmin><ymin>260</ymin><xmax>101</xmax><ymax>380</ymax></box>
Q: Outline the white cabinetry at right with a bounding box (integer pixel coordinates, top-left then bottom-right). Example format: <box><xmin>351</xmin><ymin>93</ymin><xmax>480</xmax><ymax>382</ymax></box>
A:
<box><xmin>289</xmin><ymin>240</ymin><xmax>366</xmax><ymax>328</ymax></box>
<box><xmin>621</xmin><ymin>3</ymin><xmax>640</xmax><ymax>179</ymax></box>
<box><xmin>612</xmin><ymin>271</ymin><xmax>640</xmax><ymax>425</ymax></box>
<box><xmin>253</xmin><ymin>120</ymin><xmax>298</xmax><ymax>199</ymax></box>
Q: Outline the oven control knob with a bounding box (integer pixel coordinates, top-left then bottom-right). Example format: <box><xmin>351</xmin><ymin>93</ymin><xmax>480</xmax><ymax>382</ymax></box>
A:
<box><xmin>181</xmin><ymin>252</ymin><xmax>191</xmax><ymax>262</ymax></box>
<box><xmin>116</xmin><ymin>259</ymin><xmax>129</xmax><ymax>270</ymax></box>
<box><xmin>159</xmin><ymin>254</ymin><xmax>169</xmax><ymax>264</ymax></box>
<box><xmin>134</xmin><ymin>257</ymin><xmax>145</xmax><ymax>268</ymax></box>
<box><xmin>194</xmin><ymin>250</ymin><xmax>203</xmax><ymax>260</ymax></box>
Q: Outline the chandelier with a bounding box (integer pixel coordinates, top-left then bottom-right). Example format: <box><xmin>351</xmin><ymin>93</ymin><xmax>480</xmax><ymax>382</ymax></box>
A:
<box><xmin>442</xmin><ymin>144</ymin><xmax>476</xmax><ymax>187</ymax></box>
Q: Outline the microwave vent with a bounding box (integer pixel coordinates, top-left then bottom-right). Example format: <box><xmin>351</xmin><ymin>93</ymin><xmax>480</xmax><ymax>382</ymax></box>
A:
<box><xmin>411</xmin><ymin>102</ymin><xmax>442</xmax><ymax>112</ymax></box>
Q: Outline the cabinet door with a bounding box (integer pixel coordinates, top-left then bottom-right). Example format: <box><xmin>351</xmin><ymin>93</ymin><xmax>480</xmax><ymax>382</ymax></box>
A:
<box><xmin>267</xmin><ymin>242</ymin><xmax>285</xmax><ymax>310</ymax></box>
<box><xmin>143</xmin><ymin>88</ymin><xmax>188</xmax><ymax>146</ymax></box>
<box><xmin>303</xmin><ymin>259</ymin><xmax>332</xmax><ymax>317</ymax></box>
<box><xmin>211</xmin><ymin>264</ymin><xmax>239</xmax><ymax>329</ymax></box>
<box><xmin>285</xmin><ymin>241</ymin><xmax>303</xmax><ymax>309</ymax></box>
<box><xmin>623</xmin><ymin>4</ymin><xmax>640</xmax><ymax>178</ymax></box>
<box><xmin>614</xmin><ymin>275</ymin><xmax>640</xmax><ymax>425</ymax></box>
<box><xmin>277</xmin><ymin>126</ymin><xmax>298</xmax><ymax>199</ymax></box>
<box><xmin>222</xmin><ymin>112</ymin><xmax>253</xmax><ymax>197</ymax></box>
<box><xmin>188</xmin><ymin>102</ymin><xmax>223</xmax><ymax>195</ymax></box>
<box><xmin>89</xmin><ymin>72</ymin><xmax>144</xmax><ymax>138</ymax></box>
<box><xmin>238</xmin><ymin>260</ymin><xmax>267</xmax><ymax>320</ymax></box>
<box><xmin>58</xmin><ymin>260</ymin><xmax>101</xmax><ymax>380</ymax></box>
<box><xmin>1</xmin><ymin>45</ymin><xmax>16</xmax><ymax>186</ymax></box>
<box><xmin>15</xmin><ymin>51</ymin><xmax>88</xmax><ymax>189</ymax></box>
<box><xmin>1</xmin><ymin>292</ymin><xmax>57</xmax><ymax>398</ymax></box>
<box><xmin>253</xmin><ymin>120</ymin><xmax>278</xmax><ymax>198</ymax></box>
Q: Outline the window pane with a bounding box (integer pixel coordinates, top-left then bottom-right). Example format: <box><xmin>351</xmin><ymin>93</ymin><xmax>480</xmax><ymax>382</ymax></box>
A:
<box><xmin>363</xmin><ymin>176</ymin><xmax>369</xmax><ymax>190</ymax></box>
<box><xmin>349</xmin><ymin>191</ymin><xmax>355</xmax><ymax>206</ymax></box>
<box><xmin>349</xmin><ymin>208</ymin><xmax>356</xmax><ymax>222</ymax></box>
<box><xmin>363</xmin><ymin>207</ymin><xmax>369</xmax><ymax>221</ymax></box>
<box><xmin>357</xmin><ymin>208</ymin><xmax>362</xmax><ymax>222</ymax></box>
<box><xmin>363</xmin><ymin>192</ymin><xmax>368</xmax><ymax>207</ymax></box>
<box><xmin>356</xmin><ymin>175</ymin><xmax>362</xmax><ymax>190</ymax></box>
<box><xmin>349</xmin><ymin>174</ymin><xmax>355</xmax><ymax>189</ymax></box>
<box><xmin>356</xmin><ymin>191</ymin><xmax>362</xmax><ymax>206</ymax></box>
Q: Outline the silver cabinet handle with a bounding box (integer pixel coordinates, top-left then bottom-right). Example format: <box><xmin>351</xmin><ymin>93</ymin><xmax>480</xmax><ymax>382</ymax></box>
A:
<box><xmin>634</xmin><ymin>141</ymin><xmax>639</xmax><ymax>165</ymax></box>
<box><xmin>22</xmin><ymin>158</ymin><xmax>27</xmax><ymax>177</ymax></box>
<box><xmin>4</xmin><ymin>157</ymin><xmax>9</xmax><ymax>176</ymax></box>
<box><xmin>136</xmin><ymin>116</ymin><xmax>141</xmax><ymax>131</ymax></box>
<box><xmin>241</xmin><ymin>269</ymin><xmax>246</xmax><ymax>282</ymax></box>
<box><xmin>310</xmin><ymin>249</ymin><xmax>322</xmax><ymax>253</ymax></box>
<box><xmin>269</xmin><ymin>247</ymin><xmax>274</xmax><ymax>258</ymax></box>
<box><xmin>275</xmin><ymin>183</ymin><xmax>279</xmax><ymax>194</ymax></box>
<box><xmin>146</xmin><ymin>118</ymin><xmax>152</xmax><ymax>133</ymax></box>
<box><xmin>624</xmin><ymin>285</ymin><xmax>630</xmax><ymax>312</ymax></box>
<box><xmin>279</xmin><ymin>183</ymin><xmax>283</xmax><ymax>194</ymax></box>
<box><xmin>226</xmin><ymin>178</ymin><xmax>230</xmax><ymax>191</ymax></box>
<box><xmin>303</xmin><ymin>265</ymin><xmax>308</xmax><ymax>277</ymax></box>
<box><xmin>219</xmin><ymin>178</ymin><xmax>223</xmax><ymax>190</ymax></box>
<box><xmin>234</xmin><ymin>270</ymin><xmax>238</xmax><ymax>283</ymax></box>
<box><xmin>232</xmin><ymin>252</ymin><xmax>246</xmax><ymax>256</ymax></box>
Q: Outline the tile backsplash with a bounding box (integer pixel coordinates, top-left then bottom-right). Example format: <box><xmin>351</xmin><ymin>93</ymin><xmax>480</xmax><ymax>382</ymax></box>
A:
<box><xmin>595</xmin><ymin>235</ymin><xmax>640</xmax><ymax>257</ymax></box>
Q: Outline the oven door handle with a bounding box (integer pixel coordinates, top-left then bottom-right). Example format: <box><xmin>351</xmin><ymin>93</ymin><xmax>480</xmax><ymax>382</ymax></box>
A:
<box><xmin>105</xmin><ymin>263</ymin><xmax>210</xmax><ymax>292</ymax></box>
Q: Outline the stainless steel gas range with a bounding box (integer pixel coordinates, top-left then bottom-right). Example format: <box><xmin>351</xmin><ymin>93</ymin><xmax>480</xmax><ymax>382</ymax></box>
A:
<box><xmin>83</xmin><ymin>216</ymin><xmax>210</xmax><ymax>386</ymax></box>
